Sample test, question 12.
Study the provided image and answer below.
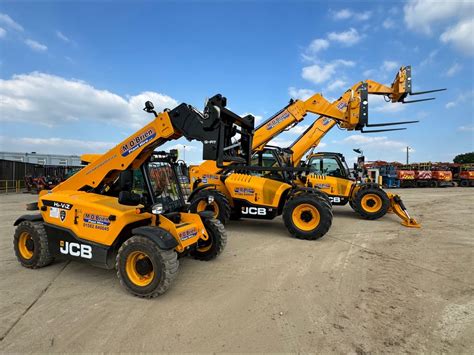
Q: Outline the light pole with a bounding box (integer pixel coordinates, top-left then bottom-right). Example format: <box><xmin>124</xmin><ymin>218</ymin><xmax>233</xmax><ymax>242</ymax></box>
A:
<box><xmin>406</xmin><ymin>146</ymin><xmax>411</xmax><ymax>165</ymax></box>
<box><xmin>183</xmin><ymin>145</ymin><xmax>186</xmax><ymax>161</ymax></box>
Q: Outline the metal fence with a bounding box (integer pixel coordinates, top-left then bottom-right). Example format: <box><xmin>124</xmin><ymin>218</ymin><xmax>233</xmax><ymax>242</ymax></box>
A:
<box><xmin>0</xmin><ymin>180</ymin><xmax>25</xmax><ymax>193</ymax></box>
<box><xmin>0</xmin><ymin>159</ymin><xmax>81</xmax><ymax>181</ymax></box>
<box><xmin>0</xmin><ymin>159</ymin><xmax>82</xmax><ymax>193</ymax></box>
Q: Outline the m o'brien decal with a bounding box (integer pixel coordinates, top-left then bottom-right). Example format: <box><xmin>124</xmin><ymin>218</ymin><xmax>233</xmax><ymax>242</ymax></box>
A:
<box><xmin>120</xmin><ymin>128</ymin><xmax>157</xmax><ymax>157</ymax></box>
<box><xmin>266</xmin><ymin>111</ymin><xmax>290</xmax><ymax>131</ymax></box>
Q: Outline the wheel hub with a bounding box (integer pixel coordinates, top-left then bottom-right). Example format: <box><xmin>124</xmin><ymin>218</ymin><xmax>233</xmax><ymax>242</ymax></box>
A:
<box><xmin>25</xmin><ymin>238</ymin><xmax>34</xmax><ymax>252</ymax></box>
<box><xmin>135</xmin><ymin>257</ymin><xmax>153</xmax><ymax>276</ymax></box>
<box><xmin>366</xmin><ymin>199</ymin><xmax>376</xmax><ymax>207</ymax></box>
<box><xmin>301</xmin><ymin>211</ymin><xmax>313</xmax><ymax>223</ymax></box>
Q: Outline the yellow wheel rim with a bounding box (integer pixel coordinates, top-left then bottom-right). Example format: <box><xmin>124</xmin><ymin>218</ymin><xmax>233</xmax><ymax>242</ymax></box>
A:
<box><xmin>18</xmin><ymin>232</ymin><xmax>34</xmax><ymax>260</ymax></box>
<box><xmin>125</xmin><ymin>251</ymin><xmax>155</xmax><ymax>287</ymax></box>
<box><xmin>361</xmin><ymin>194</ymin><xmax>383</xmax><ymax>213</ymax></box>
<box><xmin>197</xmin><ymin>240</ymin><xmax>213</xmax><ymax>253</ymax></box>
<box><xmin>196</xmin><ymin>200</ymin><xmax>220</xmax><ymax>219</ymax></box>
<box><xmin>292</xmin><ymin>204</ymin><xmax>321</xmax><ymax>231</ymax></box>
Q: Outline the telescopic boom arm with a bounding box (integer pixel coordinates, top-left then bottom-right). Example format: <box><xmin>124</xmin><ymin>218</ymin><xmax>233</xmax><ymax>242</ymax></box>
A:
<box><xmin>289</xmin><ymin>66</ymin><xmax>445</xmax><ymax>165</ymax></box>
<box><xmin>53</xmin><ymin>98</ymin><xmax>250</xmax><ymax>193</ymax></box>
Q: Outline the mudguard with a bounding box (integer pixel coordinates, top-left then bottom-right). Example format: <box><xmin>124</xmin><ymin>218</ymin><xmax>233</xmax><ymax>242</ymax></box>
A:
<box><xmin>187</xmin><ymin>184</ymin><xmax>217</xmax><ymax>202</ymax></box>
<box><xmin>131</xmin><ymin>226</ymin><xmax>179</xmax><ymax>250</ymax></box>
<box><xmin>288</xmin><ymin>186</ymin><xmax>329</xmax><ymax>199</ymax></box>
<box><xmin>14</xmin><ymin>214</ymin><xmax>43</xmax><ymax>226</ymax></box>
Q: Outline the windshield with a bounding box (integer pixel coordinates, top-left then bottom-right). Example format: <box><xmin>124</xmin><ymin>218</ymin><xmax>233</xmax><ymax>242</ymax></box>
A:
<box><xmin>308</xmin><ymin>156</ymin><xmax>349</xmax><ymax>178</ymax></box>
<box><xmin>146</xmin><ymin>162</ymin><xmax>183</xmax><ymax>211</ymax></box>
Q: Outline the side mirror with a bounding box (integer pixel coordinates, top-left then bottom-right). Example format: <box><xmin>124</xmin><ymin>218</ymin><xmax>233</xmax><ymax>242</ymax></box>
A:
<box><xmin>144</xmin><ymin>101</ymin><xmax>154</xmax><ymax>111</ymax></box>
<box><xmin>143</xmin><ymin>101</ymin><xmax>157</xmax><ymax>116</ymax></box>
<box><xmin>118</xmin><ymin>191</ymin><xmax>142</xmax><ymax>206</ymax></box>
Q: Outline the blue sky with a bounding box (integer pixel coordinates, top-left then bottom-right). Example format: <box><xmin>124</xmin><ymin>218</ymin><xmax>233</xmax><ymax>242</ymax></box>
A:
<box><xmin>0</xmin><ymin>0</ymin><xmax>473</xmax><ymax>165</ymax></box>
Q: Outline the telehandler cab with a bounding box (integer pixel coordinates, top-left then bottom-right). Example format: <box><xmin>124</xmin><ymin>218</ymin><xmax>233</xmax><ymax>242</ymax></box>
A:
<box><xmin>13</xmin><ymin>98</ymin><xmax>248</xmax><ymax>298</ymax></box>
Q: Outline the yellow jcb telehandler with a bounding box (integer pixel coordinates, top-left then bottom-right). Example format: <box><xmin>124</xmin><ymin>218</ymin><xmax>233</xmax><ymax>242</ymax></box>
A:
<box><xmin>13</xmin><ymin>98</ymin><xmax>247</xmax><ymax>297</ymax></box>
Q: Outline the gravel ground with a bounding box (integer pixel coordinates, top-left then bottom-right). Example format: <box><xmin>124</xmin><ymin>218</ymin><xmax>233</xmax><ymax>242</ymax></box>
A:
<box><xmin>0</xmin><ymin>188</ymin><xmax>473</xmax><ymax>353</ymax></box>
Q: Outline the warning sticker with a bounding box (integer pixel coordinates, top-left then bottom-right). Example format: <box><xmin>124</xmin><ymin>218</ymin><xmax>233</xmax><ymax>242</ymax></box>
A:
<box><xmin>50</xmin><ymin>207</ymin><xmax>59</xmax><ymax>219</ymax></box>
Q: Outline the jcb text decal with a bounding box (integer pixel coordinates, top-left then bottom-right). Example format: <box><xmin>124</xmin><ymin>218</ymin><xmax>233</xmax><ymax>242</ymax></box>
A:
<box><xmin>60</xmin><ymin>241</ymin><xmax>92</xmax><ymax>259</ymax></box>
<box><xmin>242</xmin><ymin>207</ymin><xmax>267</xmax><ymax>215</ymax></box>
<box><xmin>121</xmin><ymin>128</ymin><xmax>157</xmax><ymax>157</ymax></box>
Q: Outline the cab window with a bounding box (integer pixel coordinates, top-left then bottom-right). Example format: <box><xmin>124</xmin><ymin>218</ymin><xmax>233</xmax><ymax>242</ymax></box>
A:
<box><xmin>308</xmin><ymin>157</ymin><xmax>344</xmax><ymax>177</ymax></box>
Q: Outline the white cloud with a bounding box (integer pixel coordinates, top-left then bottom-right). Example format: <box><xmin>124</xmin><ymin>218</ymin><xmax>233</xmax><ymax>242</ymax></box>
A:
<box><xmin>404</xmin><ymin>0</ymin><xmax>472</xmax><ymax>34</ymax></box>
<box><xmin>308</xmin><ymin>38</ymin><xmax>329</xmax><ymax>53</ymax></box>
<box><xmin>331</xmin><ymin>9</ymin><xmax>372</xmax><ymax>21</ymax></box>
<box><xmin>332</xmin><ymin>9</ymin><xmax>352</xmax><ymax>20</ymax></box>
<box><xmin>341</xmin><ymin>135</ymin><xmax>407</xmax><ymax>152</ymax></box>
<box><xmin>267</xmin><ymin>137</ymin><xmax>294</xmax><ymax>148</ymax></box>
<box><xmin>0</xmin><ymin>136</ymin><xmax>114</xmax><ymax>155</ymax></box>
<box><xmin>25</xmin><ymin>38</ymin><xmax>47</xmax><ymax>52</ymax></box>
<box><xmin>404</xmin><ymin>0</ymin><xmax>474</xmax><ymax>55</ymax></box>
<box><xmin>0</xmin><ymin>72</ymin><xmax>178</xmax><ymax>129</ymax></box>
<box><xmin>362</xmin><ymin>61</ymin><xmax>401</xmax><ymax>81</ymax></box>
<box><xmin>289</xmin><ymin>125</ymin><xmax>310</xmax><ymax>135</ymax></box>
<box><xmin>381</xmin><ymin>60</ymin><xmax>400</xmax><ymax>72</ymax></box>
<box><xmin>56</xmin><ymin>31</ymin><xmax>70</xmax><ymax>43</ymax></box>
<box><xmin>363</xmin><ymin>69</ymin><xmax>376</xmax><ymax>78</ymax></box>
<box><xmin>302</xmin><ymin>59</ymin><xmax>355</xmax><ymax>85</ymax></box>
<box><xmin>356</xmin><ymin>11</ymin><xmax>372</xmax><ymax>21</ymax></box>
<box><xmin>458</xmin><ymin>125</ymin><xmax>474</xmax><ymax>132</ymax></box>
<box><xmin>167</xmin><ymin>143</ymin><xmax>196</xmax><ymax>152</ymax></box>
<box><xmin>326</xmin><ymin>79</ymin><xmax>346</xmax><ymax>92</ymax></box>
<box><xmin>383</xmin><ymin>19</ymin><xmax>395</xmax><ymax>29</ymax></box>
<box><xmin>420</xmin><ymin>49</ymin><xmax>438</xmax><ymax>67</ymax></box>
<box><xmin>0</xmin><ymin>27</ymin><xmax>6</xmax><ymax>38</ymax></box>
<box><xmin>445</xmin><ymin>63</ymin><xmax>462</xmax><ymax>77</ymax></box>
<box><xmin>0</xmin><ymin>13</ymin><xmax>24</xmax><ymax>32</ymax></box>
<box><xmin>327</xmin><ymin>28</ymin><xmax>362</xmax><ymax>46</ymax></box>
<box><xmin>370</xmin><ymin>94</ymin><xmax>406</xmax><ymax>113</ymax></box>
<box><xmin>440</xmin><ymin>18</ymin><xmax>474</xmax><ymax>56</ymax></box>
<box><xmin>288</xmin><ymin>87</ymin><xmax>314</xmax><ymax>100</ymax></box>
<box><xmin>445</xmin><ymin>90</ymin><xmax>474</xmax><ymax>109</ymax></box>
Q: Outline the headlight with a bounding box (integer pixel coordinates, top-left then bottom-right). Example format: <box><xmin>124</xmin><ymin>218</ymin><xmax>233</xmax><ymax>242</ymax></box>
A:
<box><xmin>151</xmin><ymin>203</ymin><xmax>163</xmax><ymax>215</ymax></box>
<box><xmin>207</xmin><ymin>195</ymin><xmax>215</xmax><ymax>204</ymax></box>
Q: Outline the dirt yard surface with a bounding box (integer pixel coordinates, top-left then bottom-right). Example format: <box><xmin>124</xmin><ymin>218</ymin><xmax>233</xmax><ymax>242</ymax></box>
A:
<box><xmin>0</xmin><ymin>188</ymin><xmax>473</xmax><ymax>353</ymax></box>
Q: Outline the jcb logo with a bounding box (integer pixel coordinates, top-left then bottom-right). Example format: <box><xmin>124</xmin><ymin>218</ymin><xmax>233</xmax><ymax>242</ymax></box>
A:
<box><xmin>241</xmin><ymin>207</ymin><xmax>267</xmax><ymax>215</ymax></box>
<box><xmin>59</xmin><ymin>241</ymin><xmax>92</xmax><ymax>259</ymax></box>
<box><xmin>329</xmin><ymin>197</ymin><xmax>341</xmax><ymax>203</ymax></box>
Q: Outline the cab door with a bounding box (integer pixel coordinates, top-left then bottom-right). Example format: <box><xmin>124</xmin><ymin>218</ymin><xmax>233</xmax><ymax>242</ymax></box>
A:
<box><xmin>306</xmin><ymin>156</ymin><xmax>353</xmax><ymax>204</ymax></box>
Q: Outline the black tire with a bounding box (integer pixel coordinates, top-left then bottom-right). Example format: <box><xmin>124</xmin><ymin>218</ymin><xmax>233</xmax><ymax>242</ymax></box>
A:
<box><xmin>352</xmin><ymin>184</ymin><xmax>390</xmax><ymax>220</ymax></box>
<box><xmin>429</xmin><ymin>180</ymin><xmax>438</xmax><ymax>188</ymax></box>
<box><xmin>191</xmin><ymin>218</ymin><xmax>227</xmax><ymax>261</ymax></box>
<box><xmin>282</xmin><ymin>193</ymin><xmax>333</xmax><ymax>240</ymax></box>
<box><xmin>348</xmin><ymin>199</ymin><xmax>356</xmax><ymax>211</ymax></box>
<box><xmin>13</xmin><ymin>220</ymin><xmax>53</xmax><ymax>269</ymax></box>
<box><xmin>116</xmin><ymin>234</ymin><xmax>178</xmax><ymax>298</ymax></box>
<box><xmin>311</xmin><ymin>189</ymin><xmax>332</xmax><ymax>207</ymax></box>
<box><xmin>460</xmin><ymin>180</ymin><xmax>469</xmax><ymax>187</ymax></box>
<box><xmin>189</xmin><ymin>189</ymin><xmax>231</xmax><ymax>224</ymax></box>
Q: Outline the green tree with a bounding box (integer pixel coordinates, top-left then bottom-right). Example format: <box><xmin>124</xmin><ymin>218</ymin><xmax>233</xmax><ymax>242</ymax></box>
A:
<box><xmin>453</xmin><ymin>152</ymin><xmax>474</xmax><ymax>164</ymax></box>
